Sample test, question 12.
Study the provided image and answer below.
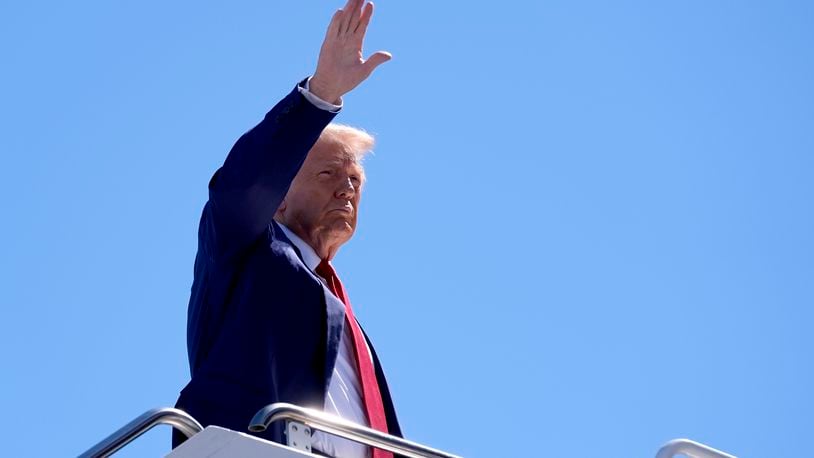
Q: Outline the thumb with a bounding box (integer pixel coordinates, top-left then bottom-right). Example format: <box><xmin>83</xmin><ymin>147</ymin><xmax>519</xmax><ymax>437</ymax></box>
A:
<box><xmin>363</xmin><ymin>51</ymin><xmax>392</xmax><ymax>74</ymax></box>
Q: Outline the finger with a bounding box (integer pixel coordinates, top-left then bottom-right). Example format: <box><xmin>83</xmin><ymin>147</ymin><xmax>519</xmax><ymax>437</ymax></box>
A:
<box><xmin>337</xmin><ymin>0</ymin><xmax>355</xmax><ymax>35</ymax></box>
<box><xmin>340</xmin><ymin>0</ymin><xmax>356</xmax><ymax>15</ymax></box>
<box><xmin>326</xmin><ymin>9</ymin><xmax>343</xmax><ymax>38</ymax></box>
<box><xmin>346</xmin><ymin>0</ymin><xmax>365</xmax><ymax>34</ymax></box>
<box><xmin>363</xmin><ymin>50</ymin><xmax>392</xmax><ymax>75</ymax></box>
<box><xmin>355</xmin><ymin>1</ymin><xmax>374</xmax><ymax>35</ymax></box>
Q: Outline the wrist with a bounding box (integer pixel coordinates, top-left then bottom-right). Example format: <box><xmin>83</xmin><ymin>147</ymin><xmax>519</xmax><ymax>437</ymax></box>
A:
<box><xmin>307</xmin><ymin>76</ymin><xmax>341</xmax><ymax>105</ymax></box>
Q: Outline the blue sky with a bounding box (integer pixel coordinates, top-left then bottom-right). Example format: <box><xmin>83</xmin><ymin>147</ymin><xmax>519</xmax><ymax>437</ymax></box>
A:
<box><xmin>1</xmin><ymin>1</ymin><xmax>812</xmax><ymax>457</ymax></box>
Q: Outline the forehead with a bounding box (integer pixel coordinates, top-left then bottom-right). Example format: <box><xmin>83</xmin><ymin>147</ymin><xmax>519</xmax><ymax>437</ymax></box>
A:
<box><xmin>307</xmin><ymin>141</ymin><xmax>364</xmax><ymax>172</ymax></box>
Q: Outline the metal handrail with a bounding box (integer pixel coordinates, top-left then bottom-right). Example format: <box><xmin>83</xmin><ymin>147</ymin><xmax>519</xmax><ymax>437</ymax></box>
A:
<box><xmin>250</xmin><ymin>402</ymin><xmax>462</xmax><ymax>458</ymax></box>
<box><xmin>78</xmin><ymin>407</ymin><xmax>203</xmax><ymax>458</ymax></box>
<box><xmin>656</xmin><ymin>438</ymin><xmax>736</xmax><ymax>458</ymax></box>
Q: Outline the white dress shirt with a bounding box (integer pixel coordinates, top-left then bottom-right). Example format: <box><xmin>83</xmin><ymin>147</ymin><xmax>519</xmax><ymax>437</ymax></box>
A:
<box><xmin>277</xmin><ymin>222</ymin><xmax>371</xmax><ymax>458</ymax></box>
<box><xmin>298</xmin><ymin>77</ymin><xmax>343</xmax><ymax>113</ymax></box>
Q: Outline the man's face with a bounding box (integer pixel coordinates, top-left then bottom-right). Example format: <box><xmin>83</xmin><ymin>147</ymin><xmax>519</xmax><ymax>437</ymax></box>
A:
<box><xmin>280</xmin><ymin>140</ymin><xmax>365</xmax><ymax>249</ymax></box>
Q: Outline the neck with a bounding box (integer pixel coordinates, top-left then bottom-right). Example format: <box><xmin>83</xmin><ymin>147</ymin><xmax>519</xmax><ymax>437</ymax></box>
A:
<box><xmin>313</xmin><ymin>237</ymin><xmax>341</xmax><ymax>261</ymax></box>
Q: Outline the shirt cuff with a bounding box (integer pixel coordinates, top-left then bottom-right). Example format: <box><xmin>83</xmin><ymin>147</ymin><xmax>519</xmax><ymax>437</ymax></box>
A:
<box><xmin>298</xmin><ymin>77</ymin><xmax>343</xmax><ymax>113</ymax></box>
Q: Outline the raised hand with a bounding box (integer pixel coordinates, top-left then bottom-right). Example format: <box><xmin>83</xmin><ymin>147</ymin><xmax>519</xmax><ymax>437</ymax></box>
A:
<box><xmin>308</xmin><ymin>0</ymin><xmax>391</xmax><ymax>104</ymax></box>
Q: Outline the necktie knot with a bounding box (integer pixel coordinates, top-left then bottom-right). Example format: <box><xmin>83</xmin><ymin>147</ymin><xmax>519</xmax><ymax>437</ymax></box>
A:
<box><xmin>315</xmin><ymin>259</ymin><xmax>336</xmax><ymax>281</ymax></box>
<box><xmin>316</xmin><ymin>260</ymin><xmax>348</xmax><ymax>306</ymax></box>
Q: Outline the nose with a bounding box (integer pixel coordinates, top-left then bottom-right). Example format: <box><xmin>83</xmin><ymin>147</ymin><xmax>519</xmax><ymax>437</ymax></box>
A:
<box><xmin>335</xmin><ymin>176</ymin><xmax>356</xmax><ymax>199</ymax></box>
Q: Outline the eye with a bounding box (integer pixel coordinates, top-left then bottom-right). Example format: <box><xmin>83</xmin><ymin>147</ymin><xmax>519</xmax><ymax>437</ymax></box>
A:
<box><xmin>318</xmin><ymin>170</ymin><xmax>332</xmax><ymax>177</ymax></box>
<box><xmin>350</xmin><ymin>175</ymin><xmax>361</xmax><ymax>184</ymax></box>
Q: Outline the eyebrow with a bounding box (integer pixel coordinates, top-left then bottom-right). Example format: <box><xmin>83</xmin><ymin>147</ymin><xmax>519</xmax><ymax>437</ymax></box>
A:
<box><xmin>322</xmin><ymin>159</ymin><xmax>364</xmax><ymax>171</ymax></box>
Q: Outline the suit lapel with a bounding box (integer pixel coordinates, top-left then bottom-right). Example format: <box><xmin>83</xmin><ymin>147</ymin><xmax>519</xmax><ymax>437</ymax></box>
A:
<box><xmin>270</xmin><ymin>221</ymin><xmax>346</xmax><ymax>395</ymax></box>
<box><xmin>360</xmin><ymin>325</ymin><xmax>403</xmax><ymax>438</ymax></box>
<box><xmin>320</xmin><ymin>289</ymin><xmax>346</xmax><ymax>394</ymax></box>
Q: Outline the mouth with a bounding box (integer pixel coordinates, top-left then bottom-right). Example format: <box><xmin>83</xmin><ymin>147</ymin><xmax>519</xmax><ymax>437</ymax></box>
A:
<box><xmin>328</xmin><ymin>208</ymin><xmax>353</xmax><ymax>217</ymax></box>
<box><xmin>329</xmin><ymin>205</ymin><xmax>353</xmax><ymax>214</ymax></box>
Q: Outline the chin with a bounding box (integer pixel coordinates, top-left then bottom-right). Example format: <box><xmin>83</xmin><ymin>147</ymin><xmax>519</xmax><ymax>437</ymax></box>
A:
<box><xmin>320</xmin><ymin>218</ymin><xmax>353</xmax><ymax>240</ymax></box>
<box><xmin>335</xmin><ymin>221</ymin><xmax>355</xmax><ymax>238</ymax></box>
<box><xmin>339</xmin><ymin>222</ymin><xmax>355</xmax><ymax>235</ymax></box>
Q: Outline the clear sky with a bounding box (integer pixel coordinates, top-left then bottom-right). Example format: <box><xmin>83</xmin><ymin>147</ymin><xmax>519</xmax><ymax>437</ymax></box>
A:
<box><xmin>1</xmin><ymin>1</ymin><xmax>812</xmax><ymax>457</ymax></box>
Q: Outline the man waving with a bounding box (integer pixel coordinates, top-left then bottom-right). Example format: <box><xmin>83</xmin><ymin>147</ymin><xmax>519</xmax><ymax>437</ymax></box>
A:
<box><xmin>174</xmin><ymin>2</ymin><xmax>397</xmax><ymax>457</ymax></box>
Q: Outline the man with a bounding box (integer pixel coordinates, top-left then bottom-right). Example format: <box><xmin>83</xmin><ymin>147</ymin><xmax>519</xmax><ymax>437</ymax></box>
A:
<box><xmin>173</xmin><ymin>2</ymin><xmax>399</xmax><ymax>457</ymax></box>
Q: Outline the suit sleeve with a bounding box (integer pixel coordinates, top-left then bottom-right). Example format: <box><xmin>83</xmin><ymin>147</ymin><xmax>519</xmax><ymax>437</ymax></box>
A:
<box><xmin>205</xmin><ymin>82</ymin><xmax>338</xmax><ymax>260</ymax></box>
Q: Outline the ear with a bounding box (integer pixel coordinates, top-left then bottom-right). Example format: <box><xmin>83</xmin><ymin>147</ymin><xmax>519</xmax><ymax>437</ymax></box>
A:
<box><xmin>274</xmin><ymin>199</ymin><xmax>287</xmax><ymax>223</ymax></box>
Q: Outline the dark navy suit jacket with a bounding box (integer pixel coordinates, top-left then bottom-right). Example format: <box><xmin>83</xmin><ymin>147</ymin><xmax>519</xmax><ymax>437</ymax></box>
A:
<box><xmin>174</xmin><ymin>82</ymin><xmax>402</xmax><ymax>449</ymax></box>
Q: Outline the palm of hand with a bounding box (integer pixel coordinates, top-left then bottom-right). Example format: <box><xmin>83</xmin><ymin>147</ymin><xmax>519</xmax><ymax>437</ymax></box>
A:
<box><xmin>310</xmin><ymin>0</ymin><xmax>391</xmax><ymax>104</ymax></box>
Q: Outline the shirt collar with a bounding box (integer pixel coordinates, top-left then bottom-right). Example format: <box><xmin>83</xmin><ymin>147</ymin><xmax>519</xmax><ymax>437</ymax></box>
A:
<box><xmin>277</xmin><ymin>222</ymin><xmax>322</xmax><ymax>271</ymax></box>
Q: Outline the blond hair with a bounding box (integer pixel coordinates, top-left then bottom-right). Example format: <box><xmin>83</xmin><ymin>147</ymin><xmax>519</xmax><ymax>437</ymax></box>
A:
<box><xmin>317</xmin><ymin>123</ymin><xmax>375</xmax><ymax>163</ymax></box>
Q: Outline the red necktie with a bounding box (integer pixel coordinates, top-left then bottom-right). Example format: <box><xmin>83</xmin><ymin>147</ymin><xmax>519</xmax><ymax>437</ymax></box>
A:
<box><xmin>316</xmin><ymin>260</ymin><xmax>393</xmax><ymax>458</ymax></box>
